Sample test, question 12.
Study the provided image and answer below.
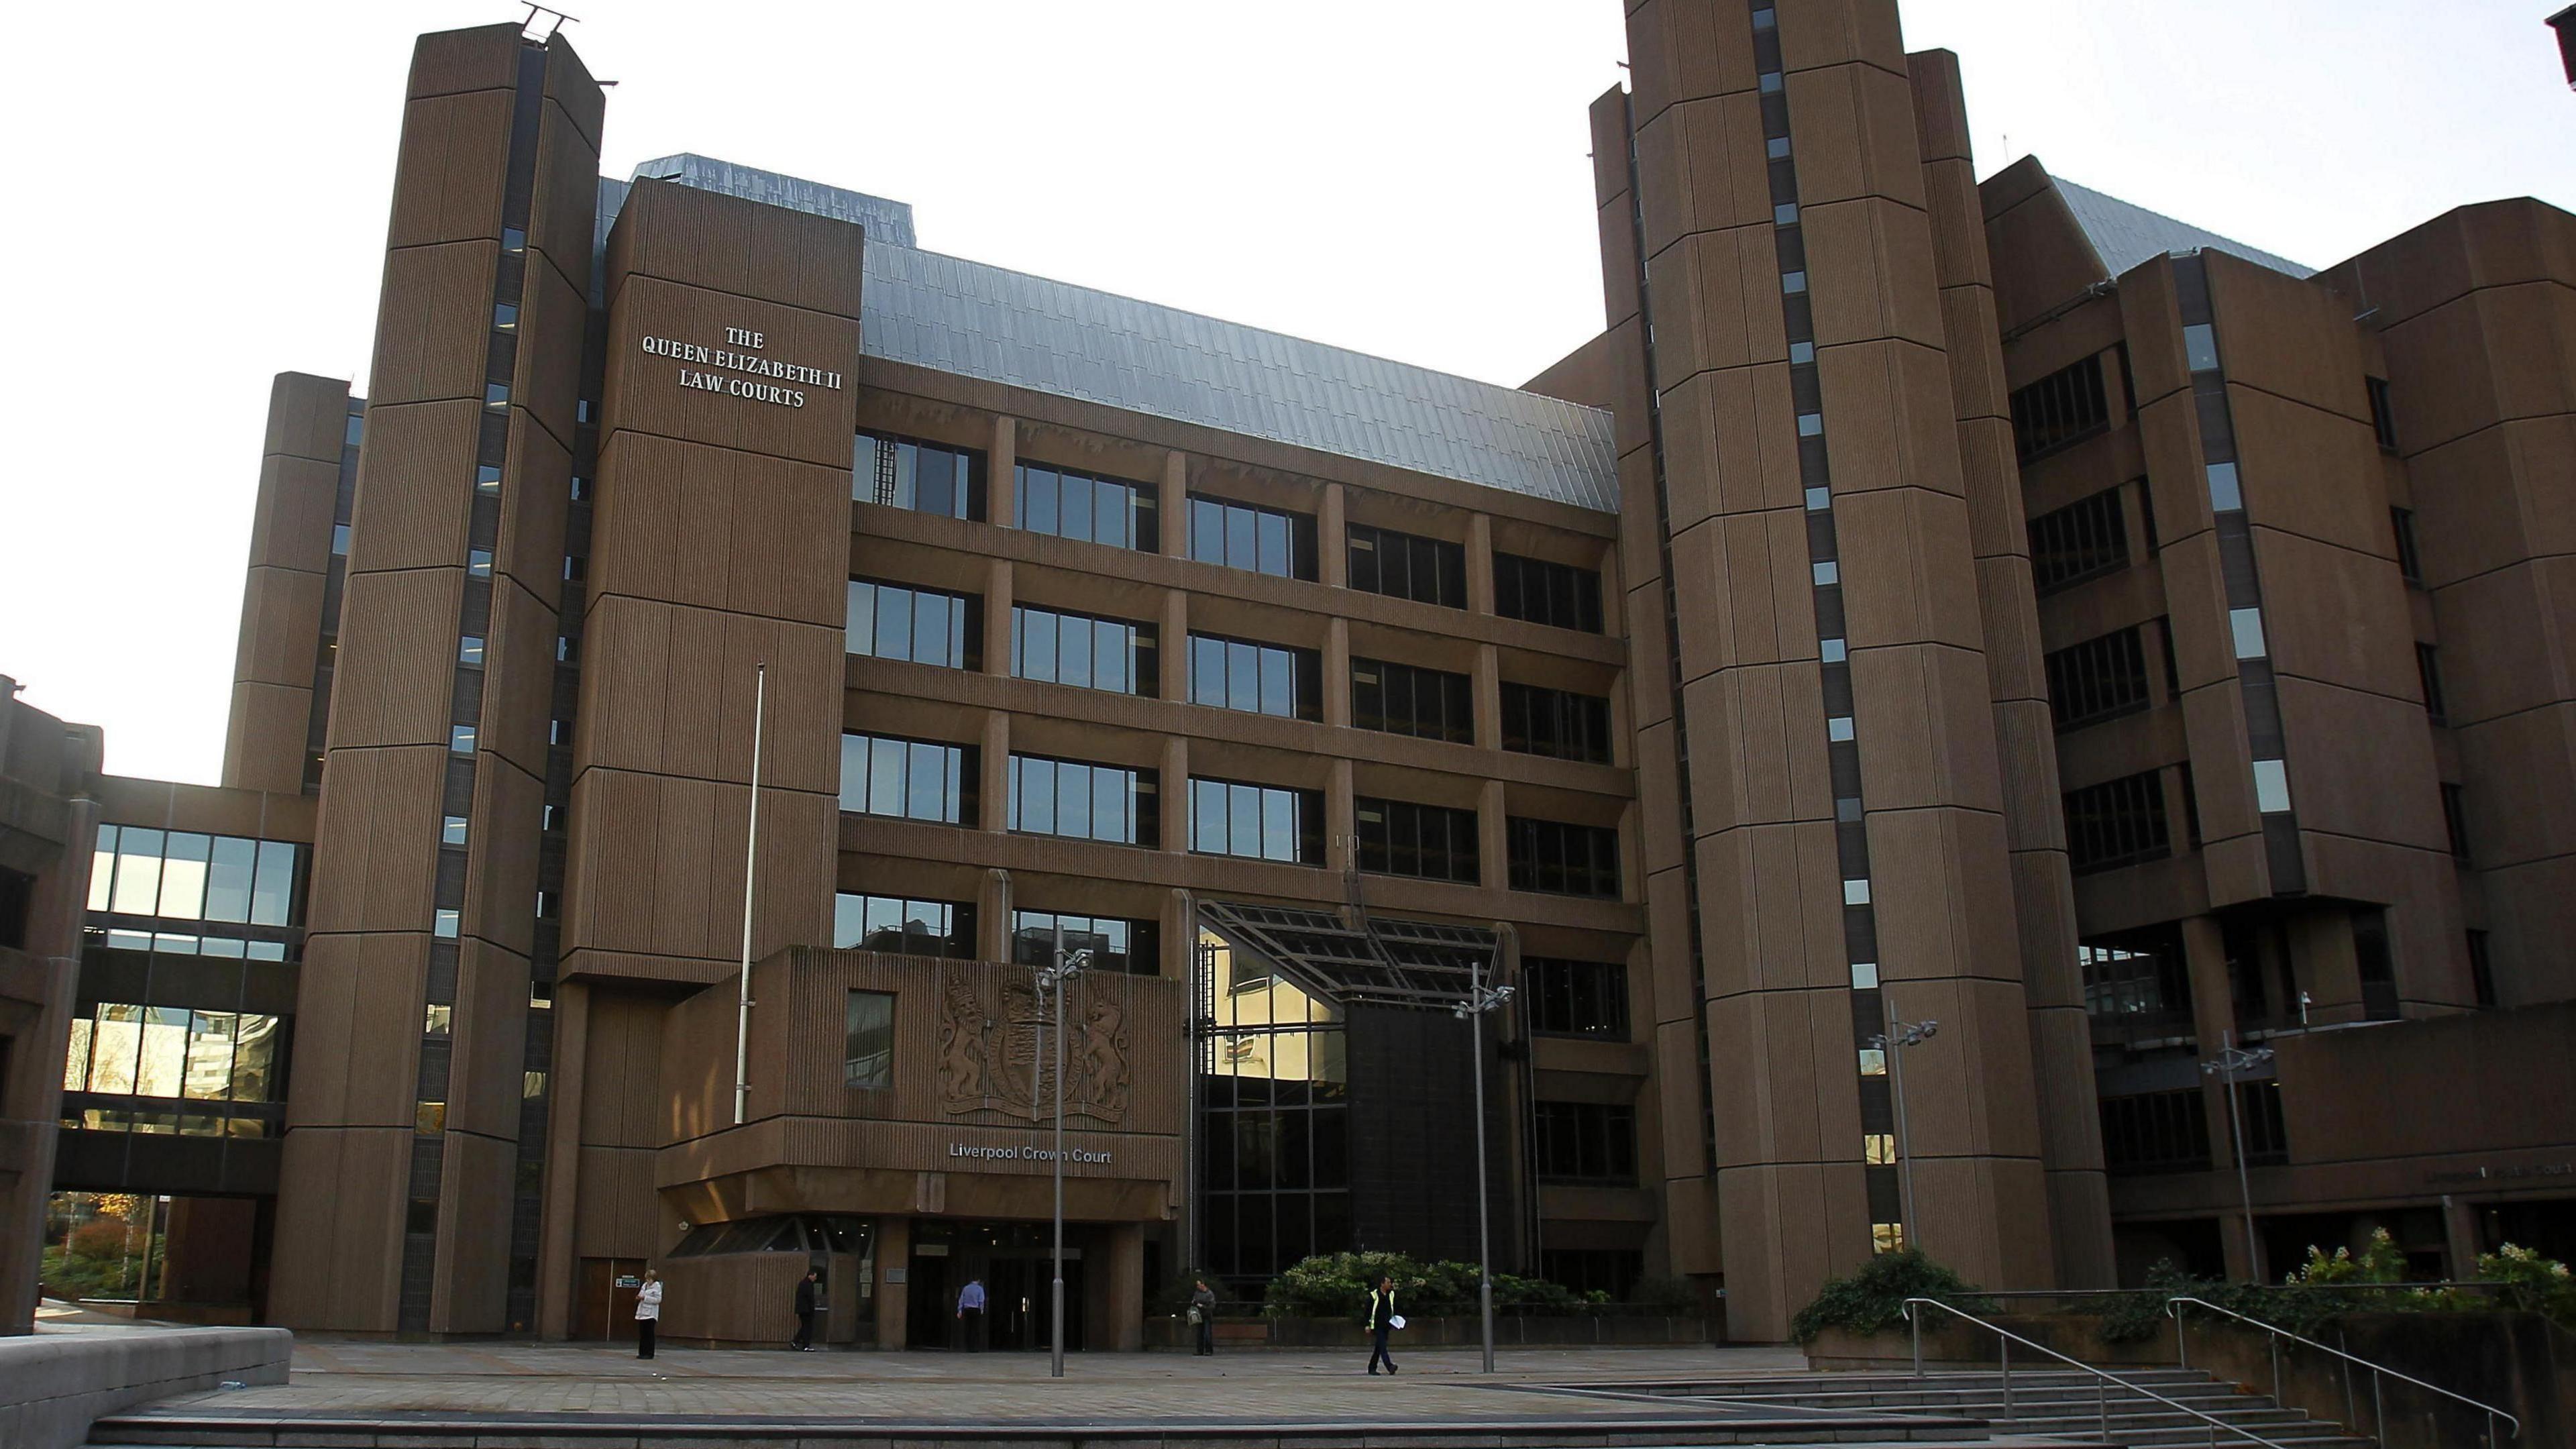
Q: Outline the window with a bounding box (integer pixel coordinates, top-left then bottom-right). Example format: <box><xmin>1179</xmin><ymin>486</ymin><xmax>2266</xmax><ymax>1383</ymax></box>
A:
<box><xmin>837</xmin><ymin>733</ymin><xmax>977</xmax><ymax>826</ymax></box>
<box><xmin>1350</xmin><ymin>657</ymin><xmax>1473</xmax><ymax>744</ymax></box>
<box><xmin>1540</xmin><ymin>1249</ymin><xmax>1644</xmax><ymax>1301</ymax></box>
<box><xmin>2207</xmin><ymin>462</ymin><xmax>2244</xmax><ymax>512</ymax></box>
<box><xmin>0</xmin><ymin>867</ymin><xmax>30</xmax><ymax>951</ymax></box>
<box><xmin>1493</xmin><ymin>553</ymin><xmax>1604</xmax><ymax>633</ymax></box>
<box><xmin>1346</xmin><ymin>523</ymin><xmax>1466</xmax><ymax>609</ymax></box>
<box><xmin>2441</xmin><ymin>782</ymin><xmax>2471</xmax><ymax>860</ymax></box>
<box><xmin>1534</xmin><ymin>1101</ymin><xmax>1637</xmax><ymax>1183</ymax></box>
<box><xmin>1188</xmin><ymin>633</ymin><xmax>1321</xmax><ymax>720</ymax></box>
<box><xmin>1013</xmin><ymin>910</ymin><xmax>1160</xmax><ymax>975</ymax></box>
<box><xmin>2354</xmin><ymin>906</ymin><xmax>2400</xmax><ymax>1023</ymax></box>
<box><xmin>845</xmin><ymin>990</ymin><xmax>896</xmax><ymax>1089</ymax></box>
<box><xmin>2008</xmin><ymin>354</ymin><xmax>2109</xmax><ymax>462</ymax></box>
<box><xmin>458</xmin><ymin>635</ymin><xmax>485</xmax><ymax>666</ymax></box>
<box><xmin>2044</xmin><ymin>627</ymin><xmax>2151</xmax><ymax>731</ymax></box>
<box><xmin>856</xmin><ymin>430</ymin><xmax>985</xmax><ymax>520</ymax></box>
<box><xmin>85</xmin><ymin>826</ymin><xmax>301</xmax><ymax>929</ymax></box>
<box><xmin>1189</xmin><ymin>494</ymin><xmax>1316</xmax><ymax>580</ymax></box>
<box><xmin>2080</xmin><ymin>924</ymin><xmax>2192</xmax><ymax>1030</ymax></box>
<box><xmin>847</xmin><ymin>580</ymin><xmax>981</xmax><ymax>670</ymax></box>
<box><xmin>2229</xmin><ymin>608</ymin><xmax>2268</xmax><ymax>660</ymax></box>
<box><xmin>1354</xmin><ymin>797</ymin><xmax>1479</xmax><ymax>883</ymax></box>
<box><xmin>60</xmin><ymin>1004</ymin><xmax>284</xmax><ymax>1104</ymax></box>
<box><xmin>1507</xmin><ymin>818</ymin><xmax>1621</xmax><ymax>898</ymax></box>
<box><xmin>1500</xmin><ymin>682</ymin><xmax>1613</xmax><ymax>763</ymax></box>
<box><xmin>2468</xmin><ymin>929</ymin><xmax>2496</xmax><ymax>1008</ymax></box>
<box><xmin>450</xmin><ymin>724</ymin><xmax>477</xmax><ymax>755</ymax></box>
<box><xmin>2416</xmin><ymin>643</ymin><xmax>2447</xmax><ymax>724</ymax></box>
<box><xmin>2233</xmin><ymin>1080</ymin><xmax>2288</xmax><ymax>1166</ymax></box>
<box><xmin>1526</xmin><ymin>957</ymin><xmax>1627</xmax><ymax>1038</ymax></box>
<box><xmin>2183</xmin><ymin>323</ymin><xmax>2220</xmax><ymax>374</ymax></box>
<box><xmin>1018</xmin><ymin>461</ymin><xmax>1157</xmax><ymax>551</ymax></box>
<box><xmin>2366</xmin><ymin>376</ymin><xmax>2399</xmax><ymax>452</ymax></box>
<box><xmin>1012</xmin><ymin>604</ymin><xmax>1157</xmax><ymax>696</ymax></box>
<box><xmin>833</xmin><ymin>893</ymin><xmax>976</xmax><ymax>957</ymax></box>
<box><xmin>2391</xmin><ymin>507</ymin><xmax>2423</xmax><ymax>586</ymax></box>
<box><xmin>2251</xmin><ymin>759</ymin><xmax>2293</xmax><ymax>814</ymax></box>
<box><xmin>2028</xmin><ymin>488</ymin><xmax>2128</xmax><ymax>594</ymax></box>
<box><xmin>1189</xmin><ymin>778</ymin><xmax>1322</xmax><ymax>865</ymax></box>
<box><xmin>2098</xmin><ymin>1089</ymin><xmax>2210</xmax><ymax>1175</ymax></box>
<box><xmin>441</xmin><ymin>816</ymin><xmax>469</xmax><ymax>847</ymax></box>
<box><xmin>1008</xmin><ymin>755</ymin><xmax>1158</xmax><ymax>847</ymax></box>
<box><xmin>2062</xmin><ymin>770</ymin><xmax>2170</xmax><ymax>873</ymax></box>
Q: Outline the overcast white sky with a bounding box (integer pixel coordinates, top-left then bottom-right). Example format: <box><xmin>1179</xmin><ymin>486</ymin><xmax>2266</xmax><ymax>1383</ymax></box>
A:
<box><xmin>3</xmin><ymin>0</ymin><xmax>2567</xmax><ymax>785</ymax></box>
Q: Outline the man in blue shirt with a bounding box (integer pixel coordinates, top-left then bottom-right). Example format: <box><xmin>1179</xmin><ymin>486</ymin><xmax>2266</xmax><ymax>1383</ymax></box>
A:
<box><xmin>956</xmin><ymin>1277</ymin><xmax>987</xmax><ymax>1352</ymax></box>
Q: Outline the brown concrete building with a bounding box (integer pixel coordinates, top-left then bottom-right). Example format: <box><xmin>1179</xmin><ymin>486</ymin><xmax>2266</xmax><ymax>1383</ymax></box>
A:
<box><xmin>13</xmin><ymin>5</ymin><xmax>2574</xmax><ymax>1344</ymax></box>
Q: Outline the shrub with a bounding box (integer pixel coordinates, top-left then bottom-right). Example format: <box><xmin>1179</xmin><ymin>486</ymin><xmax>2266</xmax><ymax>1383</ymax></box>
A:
<box><xmin>67</xmin><ymin>1218</ymin><xmax>136</xmax><ymax>1263</ymax></box>
<box><xmin>1261</xmin><ymin>1252</ymin><xmax>1587</xmax><ymax>1319</ymax></box>
<box><xmin>1787</xmin><ymin>1248</ymin><xmax>1982</xmax><ymax>1344</ymax></box>
<box><xmin>2466</xmin><ymin>1243</ymin><xmax>2576</xmax><ymax>1330</ymax></box>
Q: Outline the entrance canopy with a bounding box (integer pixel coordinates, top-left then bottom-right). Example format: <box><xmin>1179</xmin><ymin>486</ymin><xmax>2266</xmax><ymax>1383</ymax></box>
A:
<box><xmin>1194</xmin><ymin>900</ymin><xmax>1498</xmax><ymax>1009</ymax></box>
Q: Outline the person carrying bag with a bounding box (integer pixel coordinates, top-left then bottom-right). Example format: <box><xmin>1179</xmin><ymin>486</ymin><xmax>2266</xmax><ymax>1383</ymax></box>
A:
<box><xmin>1364</xmin><ymin>1275</ymin><xmax>1399</xmax><ymax>1375</ymax></box>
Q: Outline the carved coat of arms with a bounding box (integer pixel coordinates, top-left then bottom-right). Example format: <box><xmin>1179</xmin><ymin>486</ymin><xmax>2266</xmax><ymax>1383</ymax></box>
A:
<box><xmin>938</xmin><ymin>964</ymin><xmax>1130</xmax><ymax>1124</ymax></box>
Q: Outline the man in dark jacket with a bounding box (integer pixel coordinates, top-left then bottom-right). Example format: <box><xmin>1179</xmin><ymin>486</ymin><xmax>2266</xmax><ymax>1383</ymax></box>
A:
<box><xmin>1365</xmin><ymin>1275</ymin><xmax>1398</xmax><ymax>1375</ymax></box>
<box><xmin>1188</xmin><ymin>1279</ymin><xmax>1218</xmax><ymax>1356</ymax></box>
<box><xmin>792</xmin><ymin>1269</ymin><xmax>820</xmax><ymax>1351</ymax></box>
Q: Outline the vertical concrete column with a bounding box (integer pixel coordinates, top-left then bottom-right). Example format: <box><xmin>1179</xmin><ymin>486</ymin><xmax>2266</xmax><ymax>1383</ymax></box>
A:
<box><xmin>1161</xmin><ymin>736</ymin><xmax>1191</xmax><ymax>854</ymax></box>
<box><xmin>1324</xmin><ymin>618</ymin><xmax>1353</xmax><ymax>728</ymax></box>
<box><xmin>1104</xmin><ymin>1221</ymin><xmax>1146</xmax><ymax>1350</ymax></box>
<box><xmin>2293</xmin><ymin>912</ymin><xmax>2363</xmax><ymax>1026</ymax></box>
<box><xmin>1162</xmin><ymin>452</ymin><xmax>1190</xmax><ymax>558</ymax></box>
<box><xmin>1478</xmin><ymin>776</ymin><xmax>1508</xmax><ymax>892</ymax></box>
<box><xmin>1162</xmin><ymin>888</ymin><xmax>1193</xmax><ymax>981</ymax></box>
<box><xmin>979</xmin><ymin>868</ymin><xmax>1013</xmax><ymax>963</ymax></box>
<box><xmin>981</xmin><ymin>713</ymin><xmax>1012</xmax><ymax>835</ymax></box>
<box><xmin>1466</xmin><ymin>513</ymin><xmax>1496</xmax><ymax>615</ymax></box>
<box><xmin>1472</xmin><ymin>643</ymin><xmax>1502</xmax><ymax>750</ymax></box>
<box><xmin>1</xmin><ymin>777</ymin><xmax>97</xmax><ymax>1336</ymax></box>
<box><xmin>223</xmin><ymin>372</ymin><xmax>347</xmax><ymax>795</ymax></box>
<box><xmin>1320</xmin><ymin>484</ymin><xmax>1349</xmax><ymax>587</ymax></box>
<box><xmin>984</xmin><ymin>559</ymin><xmax>1015</xmax><ymax>678</ymax></box>
<box><xmin>2440</xmin><ymin>1195</ymin><xmax>2481</xmax><ymax>1279</ymax></box>
<box><xmin>988</xmin><ymin>417</ymin><xmax>1017</xmax><ymax>527</ymax></box>
<box><xmin>1327</xmin><ymin>758</ymin><xmax>1356</xmax><ymax>874</ymax></box>
<box><xmin>875</xmin><ymin>1215</ymin><xmax>912</xmax><ymax>1348</ymax></box>
<box><xmin>1161</xmin><ymin>590</ymin><xmax>1189</xmax><ymax>702</ymax></box>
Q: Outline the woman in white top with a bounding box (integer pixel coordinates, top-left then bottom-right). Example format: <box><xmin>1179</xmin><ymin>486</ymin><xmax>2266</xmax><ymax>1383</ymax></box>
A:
<box><xmin>635</xmin><ymin>1269</ymin><xmax>663</xmax><ymax>1360</ymax></box>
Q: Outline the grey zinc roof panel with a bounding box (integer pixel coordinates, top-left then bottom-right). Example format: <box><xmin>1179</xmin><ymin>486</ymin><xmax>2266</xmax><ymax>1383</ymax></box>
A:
<box><xmin>2053</xmin><ymin>176</ymin><xmax>2311</xmax><ymax>281</ymax></box>
<box><xmin>857</xmin><ymin>240</ymin><xmax>1618</xmax><ymax>513</ymax></box>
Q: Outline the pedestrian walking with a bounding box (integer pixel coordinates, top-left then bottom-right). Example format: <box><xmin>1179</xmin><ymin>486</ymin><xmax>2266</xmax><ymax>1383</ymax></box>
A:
<box><xmin>792</xmin><ymin>1267</ymin><xmax>820</xmax><ymax>1350</ymax></box>
<box><xmin>1364</xmin><ymin>1274</ymin><xmax>1398</xmax><ymax>1375</ymax></box>
<box><xmin>956</xmin><ymin>1277</ymin><xmax>987</xmax><ymax>1351</ymax></box>
<box><xmin>634</xmin><ymin>1269</ymin><xmax>663</xmax><ymax>1360</ymax></box>
<box><xmin>1188</xmin><ymin>1278</ymin><xmax>1218</xmax><ymax>1356</ymax></box>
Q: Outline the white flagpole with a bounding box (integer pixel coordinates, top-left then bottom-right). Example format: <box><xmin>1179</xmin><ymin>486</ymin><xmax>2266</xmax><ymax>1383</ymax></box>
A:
<box><xmin>733</xmin><ymin>661</ymin><xmax>767</xmax><ymax>1125</ymax></box>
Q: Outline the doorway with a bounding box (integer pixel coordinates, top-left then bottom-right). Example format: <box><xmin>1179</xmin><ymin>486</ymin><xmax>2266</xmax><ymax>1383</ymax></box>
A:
<box><xmin>575</xmin><ymin>1256</ymin><xmax>647</xmax><ymax>1342</ymax></box>
<box><xmin>904</xmin><ymin>1221</ymin><xmax>1087</xmax><ymax>1350</ymax></box>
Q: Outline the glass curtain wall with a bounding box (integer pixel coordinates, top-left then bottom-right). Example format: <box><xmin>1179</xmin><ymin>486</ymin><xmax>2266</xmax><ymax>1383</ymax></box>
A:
<box><xmin>1197</xmin><ymin>928</ymin><xmax>1350</xmax><ymax>1283</ymax></box>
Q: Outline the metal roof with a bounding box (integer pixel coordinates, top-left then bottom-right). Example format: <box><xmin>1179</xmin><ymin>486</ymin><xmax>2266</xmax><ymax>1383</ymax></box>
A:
<box><xmin>1197</xmin><ymin>900</ymin><xmax>1499</xmax><ymax>1010</ymax></box>
<box><xmin>625</xmin><ymin>158</ymin><xmax>1620</xmax><ymax>513</ymax></box>
<box><xmin>2053</xmin><ymin>176</ymin><xmax>2312</xmax><ymax>280</ymax></box>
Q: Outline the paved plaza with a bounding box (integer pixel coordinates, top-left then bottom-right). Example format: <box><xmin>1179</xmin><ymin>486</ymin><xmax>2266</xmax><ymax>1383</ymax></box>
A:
<box><xmin>143</xmin><ymin>1342</ymin><xmax>1813</xmax><ymax>1424</ymax></box>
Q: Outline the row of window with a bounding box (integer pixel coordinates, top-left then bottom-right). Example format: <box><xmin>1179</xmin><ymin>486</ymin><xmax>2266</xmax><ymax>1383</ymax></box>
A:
<box><xmin>851</xmin><ymin>581</ymin><xmax>1611</xmax><ymax>763</ymax></box>
<box><xmin>857</xmin><ymin>430</ymin><xmax>1603</xmax><ymax>629</ymax></box>
<box><xmin>828</xmin><ymin>892</ymin><xmax>1163</xmax><ymax>976</ymax></box>
<box><xmin>61</xmin><ymin>1004</ymin><xmax>284</xmax><ymax>1104</ymax></box>
<box><xmin>86</xmin><ymin>826</ymin><xmax>301</xmax><ymax>928</ymax></box>
<box><xmin>1533</xmin><ymin>1100</ymin><xmax>1638</xmax><ymax>1183</ymax></box>
<box><xmin>2098</xmin><ymin>1081</ymin><xmax>2286</xmax><ymax>1176</ymax></box>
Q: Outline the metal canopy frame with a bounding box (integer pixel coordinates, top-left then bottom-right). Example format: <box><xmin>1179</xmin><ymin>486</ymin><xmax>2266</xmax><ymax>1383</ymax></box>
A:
<box><xmin>1195</xmin><ymin>900</ymin><xmax>1498</xmax><ymax>1009</ymax></box>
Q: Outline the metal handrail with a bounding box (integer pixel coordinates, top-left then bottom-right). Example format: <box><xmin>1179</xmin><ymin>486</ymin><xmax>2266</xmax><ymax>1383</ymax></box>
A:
<box><xmin>1902</xmin><ymin>1297</ymin><xmax>2289</xmax><ymax>1447</ymax></box>
<box><xmin>2167</xmin><ymin>1295</ymin><xmax>2520</xmax><ymax>1447</ymax></box>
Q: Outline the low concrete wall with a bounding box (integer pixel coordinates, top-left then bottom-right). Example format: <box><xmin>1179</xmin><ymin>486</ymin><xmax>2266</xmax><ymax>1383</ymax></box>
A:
<box><xmin>0</xmin><ymin>1326</ymin><xmax>292</xmax><ymax>1449</ymax></box>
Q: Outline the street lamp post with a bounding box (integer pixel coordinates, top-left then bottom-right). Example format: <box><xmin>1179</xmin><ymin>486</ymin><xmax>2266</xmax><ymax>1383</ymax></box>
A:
<box><xmin>1034</xmin><ymin>923</ymin><xmax>1093</xmax><ymax>1379</ymax></box>
<box><xmin>1450</xmin><ymin>955</ymin><xmax>1514</xmax><ymax>1375</ymax></box>
<box><xmin>2202</xmin><ymin>1030</ymin><xmax>2276</xmax><ymax>1283</ymax></box>
<box><xmin>1865</xmin><ymin>1005</ymin><xmax>1938</xmax><ymax>1253</ymax></box>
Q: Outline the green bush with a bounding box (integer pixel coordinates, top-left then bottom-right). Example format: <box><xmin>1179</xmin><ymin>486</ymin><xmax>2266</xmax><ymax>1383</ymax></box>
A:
<box><xmin>2099</xmin><ymin>1232</ymin><xmax>2576</xmax><ymax>1344</ymax></box>
<box><xmin>1261</xmin><ymin>1252</ymin><xmax>1586</xmax><ymax>1320</ymax></box>
<box><xmin>1787</xmin><ymin>1248</ymin><xmax>1983</xmax><ymax>1344</ymax></box>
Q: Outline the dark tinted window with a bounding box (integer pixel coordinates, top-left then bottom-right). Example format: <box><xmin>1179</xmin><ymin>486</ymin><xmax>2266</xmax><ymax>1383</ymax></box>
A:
<box><xmin>2062</xmin><ymin>770</ymin><xmax>2169</xmax><ymax>873</ymax></box>
<box><xmin>1189</xmin><ymin>633</ymin><xmax>1320</xmax><ymax>720</ymax></box>
<box><xmin>1493</xmin><ymin>553</ymin><xmax>1603</xmax><ymax>633</ymax></box>
<box><xmin>2098</xmin><ymin>1089</ymin><xmax>2209</xmax><ymax>1175</ymax></box>
<box><xmin>2365</xmin><ymin>376</ymin><xmax>2399</xmax><ymax>451</ymax></box>
<box><xmin>1351</xmin><ymin>657</ymin><xmax>1472</xmax><ymax>744</ymax></box>
<box><xmin>1534</xmin><ymin>1102</ymin><xmax>1637</xmax><ymax>1183</ymax></box>
<box><xmin>2391</xmin><ymin>506</ymin><xmax>2422</xmax><ymax>586</ymax></box>
<box><xmin>1526</xmin><ymin>957</ymin><xmax>1627</xmax><ymax>1038</ymax></box>
<box><xmin>1354</xmin><ymin>797</ymin><xmax>1479</xmax><ymax>883</ymax></box>
<box><xmin>1507</xmin><ymin>817</ymin><xmax>1620</xmax><ymax>898</ymax></box>
<box><xmin>1500</xmin><ymin>682</ymin><xmax>1612</xmax><ymax>763</ymax></box>
<box><xmin>1189</xmin><ymin>778</ymin><xmax>1324</xmax><ymax>865</ymax></box>
<box><xmin>2045</xmin><ymin>627</ymin><xmax>2151</xmax><ymax>731</ymax></box>
<box><xmin>833</xmin><ymin>892</ymin><xmax>975</xmax><ymax>957</ymax></box>
<box><xmin>1012</xmin><ymin>910</ymin><xmax>1161</xmax><ymax>975</ymax></box>
<box><xmin>1008</xmin><ymin>754</ymin><xmax>1158</xmax><ymax>847</ymax></box>
<box><xmin>2010</xmin><ymin>353</ymin><xmax>2109</xmax><ymax>462</ymax></box>
<box><xmin>2028</xmin><ymin>487</ymin><xmax>2129</xmax><ymax>594</ymax></box>
<box><xmin>1346</xmin><ymin>523</ymin><xmax>1466</xmax><ymax>609</ymax></box>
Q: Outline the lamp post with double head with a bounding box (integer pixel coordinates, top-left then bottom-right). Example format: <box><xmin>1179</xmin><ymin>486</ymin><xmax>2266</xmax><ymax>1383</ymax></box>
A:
<box><xmin>1451</xmin><ymin>956</ymin><xmax>1514</xmax><ymax>1374</ymax></box>
<box><xmin>2202</xmin><ymin>1031</ymin><xmax>2276</xmax><ymax>1283</ymax></box>
<box><xmin>1034</xmin><ymin>923</ymin><xmax>1093</xmax><ymax>1378</ymax></box>
<box><xmin>1864</xmin><ymin>1006</ymin><xmax>1938</xmax><ymax>1254</ymax></box>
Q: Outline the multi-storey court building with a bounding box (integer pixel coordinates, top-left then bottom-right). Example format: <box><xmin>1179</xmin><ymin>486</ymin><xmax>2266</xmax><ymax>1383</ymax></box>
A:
<box><xmin>5</xmin><ymin>4</ymin><xmax>2571</xmax><ymax>1346</ymax></box>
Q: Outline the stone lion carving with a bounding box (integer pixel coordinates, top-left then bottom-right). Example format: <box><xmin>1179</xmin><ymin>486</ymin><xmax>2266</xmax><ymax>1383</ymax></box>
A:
<box><xmin>936</xmin><ymin>963</ymin><xmax>1129</xmax><ymax>1125</ymax></box>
